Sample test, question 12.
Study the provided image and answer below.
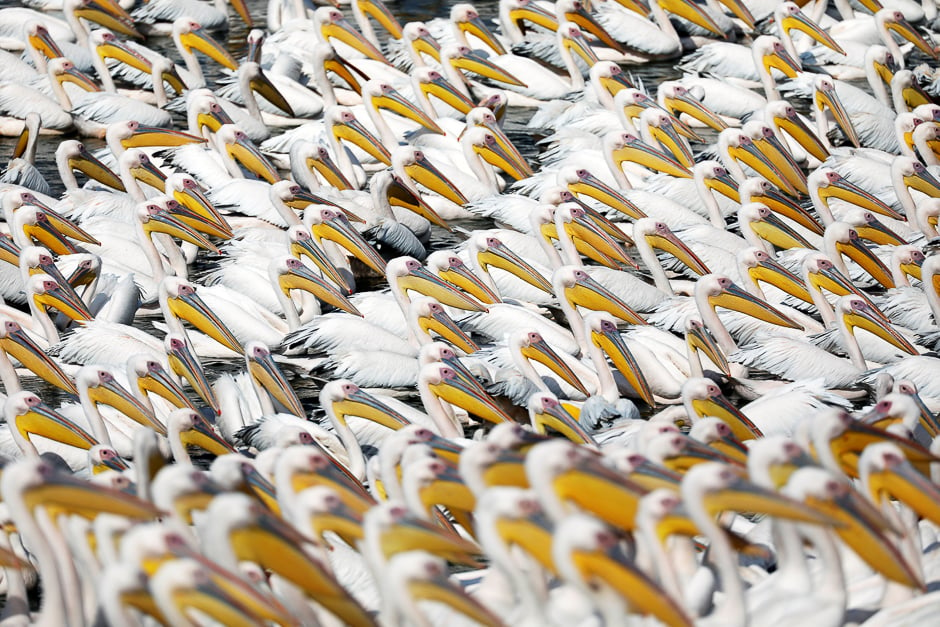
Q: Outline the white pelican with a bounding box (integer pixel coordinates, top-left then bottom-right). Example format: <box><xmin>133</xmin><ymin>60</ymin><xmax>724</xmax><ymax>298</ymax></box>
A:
<box><xmin>596</xmin><ymin>0</ymin><xmax>724</xmax><ymax>60</ymax></box>
<box><xmin>132</xmin><ymin>0</ymin><xmax>251</xmax><ymax>33</ymax></box>
<box><xmin>676</xmin><ymin>36</ymin><xmax>801</xmax><ymax>121</ymax></box>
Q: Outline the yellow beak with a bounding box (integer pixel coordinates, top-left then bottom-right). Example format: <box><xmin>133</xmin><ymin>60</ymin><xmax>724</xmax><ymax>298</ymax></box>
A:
<box><xmin>321</xmin><ymin>17</ymin><xmax>392</xmax><ymax>66</ymax></box>
<box><xmin>611</xmin><ymin>134</ymin><xmax>692</xmax><ymax>179</ymax></box>
<box><xmin>451</xmin><ymin>48</ymin><xmax>527</xmax><ymax>87</ymax></box>
<box><xmin>659</xmin><ymin>0</ymin><xmax>724</xmax><ymax>36</ymax></box>
<box><xmin>708</xmin><ymin>280</ymin><xmax>800</xmax><ymax>329</ymax></box>
<box><xmin>590</xmin><ymin>324</ymin><xmax>655</xmax><ymax>405</ymax></box>
<box><xmin>397</xmin><ymin>263</ymin><xmax>488</xmax><ymax>311</ymax></box>
<box><xmin>815</xmin><ymin>84</ymin><xmax>860</xmax><ymax>148</ymax></box>
<box><xmin>569</xmin><ymin>543</ymin><xmax>693</xmax><ymax>627</ymax></box>
<box><xmin>886</xmin><ymin>16</ymin><xmax>938</xmax><ymax>59</ymax></box>
<box><xmin>166</xmin><ymin>287</ymin><xmax>244</xmax><ymax>354</ymax></box>
<box><xmin>332</xmin><ymin>115</ymin><xmax>392</xmax><ymax>166</ymax></box>
<box><xmin>179</xmin><ymin>26</ymin><xmax>237</xmax><ymax>70</ymax></box>
<box><xmin>565</xmin><ymin>272</ymin><xmax>647</xmax><ymax>325</ymax></box>
<box><xmin>309</xmin><ymin>209</ymin><xmax>387</xmax><ymax>275</ymax></box>
<box><xmin>403</xmin><ymin>153</ymin><xmax>468</xmax><ymax>205</ymax></box>
<box><xmin>428</xmin><ymin>371</ymin><xmax>513</xmax><ymax>425</ymax></box>
<box><xmin>0</xmin><ymin>324</ymin><xmax>77</xmax><ymax>395</ymax></box>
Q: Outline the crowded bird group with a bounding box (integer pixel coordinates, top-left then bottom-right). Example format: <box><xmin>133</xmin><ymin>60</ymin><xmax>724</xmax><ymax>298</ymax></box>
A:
<box><xmin>0</xmin><ymin>0</ymin><xmax>937</xmax><ymax>623</ymax></box>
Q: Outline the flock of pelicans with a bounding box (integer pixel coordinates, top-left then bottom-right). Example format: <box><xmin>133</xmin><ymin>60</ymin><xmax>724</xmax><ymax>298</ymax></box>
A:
<box><xmin>1</xmin><ymin>0</ymin><xmax>940</xmax><ymax>624</ymax></box>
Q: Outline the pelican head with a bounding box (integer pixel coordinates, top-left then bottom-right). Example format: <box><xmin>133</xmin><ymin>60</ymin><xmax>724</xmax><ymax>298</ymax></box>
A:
<box><xmin>171</xmin><ymin>18</ymin><xmax>237</xmax><ymax>70</ymax></box>
<box><xmin>272</xmin><ymin>255</ymin><xmax>360</xmax><ymax>315</ymax></box>
<box><xmin>527</xmin><ymin>393</ymin><xmax>595</xmax><ymax>445</ymax></box>
<box><xmin>1</xmin><ymin>457</ymin><xmax>157</xmax><ymax>522</ymax></box>
<box><xmin>426</xmin><ymin>250</ymin><xmax>500</xmax><ymax>304</ymax></box>
<box><xmin>560</xmin><ymin>166</ymin><xmax>645</xmax><ymax>220</ymax></box>
<box><xmin>363</xmin><ymin>79</ymin><xmax>443</xmax><ymax>134</ymax></box>
<box><xmin>590</xmin><ymin>61</ymin><xmax>634</xmax><ymax>100</ymax></box>
<box><xmin>413</xmin><ymin>67</ymin><xmax>475</xmax><ymax>115</ymax></box>
<box><xmin>739</xmin><ymin>202</ymin><xmax>813</xmax><ymax>250</ymax></box>
<box><xmin>800</xmin><ymin>252</ymin><xmax>859</xmax><ymax>298</ymax></box>
<box><xmin>470</xmin><ymin>231</ymin><xmax>554</xmax><ymax>291</ymax></box>
<box><xmin>150</xmin><ymin>463</ymin><xmax>224</xmax><ymax>521</ymax></box>
<box><xmin>187</xmin><ymin>93</ymin><xmax>233</xmax><ymax>135</ymax></box>
<box><xmin>777</xmin><ymin>1</ymin><xmax>844</xmax><ymax>54</ymax></box>
<box><xmin>245</xmin><ymin>341</ymin><xmax>305</xmax><ymax>417</ymax></box>
<box><xmin>814</xmin><ymin>75</ymin><xmax>860</xmax><ymax>148</ymax></box>
<box><xmin>120</xmin><ymin>148</ymin><xmax>167</xmax><ymax>192</ymax></box>
<box><xmin>161</xmin><ymin>276</ymin><xmax>243</xmax><ymax>354</ymax></box>
<box><xmin>451</xmin><ymin>3</ymin><xmax>506</xmax><ymax>55</ymax></box>
<box><xmin>137</xmin><ymin>201</ymin><xmax>219</xmax><ymax>254</ymax></box>
<box><xmin>584</xmin><ymin>311</ymin><xmax>654</xmax><ymax>404</ymax></box>
<box><xmin>441</xmin><ymin>43</ymin><xmax>526</xmax><ymax>87</ymax></box>
<box><xmin>28</xmin><ymin>273</ymin><xmax>93</xmax><ymax>321</ymax></box>
<box><xmin>765</xmin><ymin>100</ymin><xmax>829</xmax><ymax>163</ymax></box>
<box><xmin>836</xmin><ymin>295</ymin><xmax>918</xmax><ymax>355</ymax></box>
<box><xmin>878</xmin><ymin>9</ymin><xmax>937</xmax><ymax>59</ymax></box>
<box><xmin>108</xmin><ymin>120</ymin><xmax>205</xmax><ymax>152</ymax></box>
<box><xmin>552</xmin><ymin>513</ymin><xmax>692</xmax><ymax>626</ymax></box>
<box><xmin>307</xmin><ymin>207</ymin><xmax>387</xmax><ymax>274</ymax></box>
<box><xmin>512</xmin><ymin>329</ymin><xmax>588</xmax><ymax>395</ymax></box>
<box><xmin>289</xmin><ymin>140</ymin><xmax>353</xmax><ymax>191</ymax></box>
<box><xmin>658</xmin><ymin>82</ymin><xmax>727</xmax><ymax>132</ymax></box>
<box><xmin>77</xmin><ymin>365</ymin><xmax>165</xmax><ymax>435</ymax></box>
<box><xmin>57</xmin><ymin>139</ymin><xmax>124</xmax><ymax>191</ymax></box>
<box><xmin>892</xmin><ymin>155</ymin><xmax>940</xmax><ymax>198</ymax></box>
<box><xmin>91</xmin><ymin>28</ymin><xmax>151</xmax><ymax>73</ymax></box>
<box><xmin>738</xmin><ymin>247</ymin><xmax>811</xmax><ymax>303</ymax></box>
<box><xmin>462</xmin><ymin>126</ymin><xmax>532</xmax><ymax>180</ymax></box>
<box><xmin>890</xmin><ymin>245</ymin><xmax>925</xmax><ymax>282</ymax></box>
<box><xmin>411</xmin><ymin>297</ymin><xmax>478</xmax><ymax>353</ymax></box>
<box><xmin>634</xmin><ymin>219</ymin><xmax>709</xmax><ymax>275</ymax></box>
<box><xmin>606</xmin><ymin>130</ymin><xmax>692</xmax><ymax>179</ymax></box>
<box><xmin>694</xmin><ymin>274</ymin><xmax>799</xmax><ymax>328</ymax></box>
<box><xmin>0</xmin><ymin>317</ymin><xmax>77</xmax><ymax>394</ymax></box>
<box><xmin>403</xmin><ymin>21</ymin><xmax>443</xmax><ymax>62</ymax></box>
<box><xmin>861</xmin><ymin>441</ymin><xmax>940</xmax><ymax>525</ymax></box>
<box><xmin>640</xmin><ymin>107</ymin><xmax>694</xmax><ymax>168</ymax></box>
<box><xmin>681</xmin><ymin>378</ymin><xmax>761</xmax><ymax>441</ymax></box>
<box><xmin>4</xmin><ymin>390</ymin><xmax>97</xmax><ymax>452</ymax></box>
<box><xmin>315</xmin><ymin>6</ymin><xmax>391</xmax><ymax>65</ymax></box>
<box><xmin>26</xmin><ymin>22</ymin><xmax>63</xmax><ymax>64</ymax></box>
<box><xmin>356</xmin><ymin>0</ymin><xmax>402</xmax><ymax>37</ymax></box>
<box><xmin>69</xmin><ymin>0</ymin><xmax>141</xmax><ymax>39</ymax></box>
<box><xmin>327</xmin><ymin>106</ymin><xmax>391</xmax><ymax>166</ymax></box>
<box><xmin>392</xmin><ymin>145</ymin><xmax>467</xmax><ymax>205</ymax></box>
<box><xmin>164</xmin><ymin>334</ymin><xmax>218</xmax><ymax>414</ymax></box>
<box><xmin>420</xmin><ymin>361</ymin><xmax>512</xmax><ymax>425</ymax></box>
<box><xmin>753</xmin><ymin>35</ymin><xmax>801</xmax><ymax>78</ymax></box>
<box><xmin>784</xmin><ymin>465</ymin><xmax>924</xmax><ymax>589</ymax></box>
<box><xmin>385</xmin><ymin>550</ymin><xmax>502</xmax><ymax>625</ymax></box>
<box><xmin>214</xmin><ymin>124</ymin><xmax>280</xmax><ymax>184</ymax></box>
<box><xmin>809</xmin><ymin>167</ymin><xmax>900</xmax><ymax>219</ymax></box>
<box><xmin>743</xmin><ymin>120</ymin><xmax>807</xmax><ymax>193</ymax></box>
<box><xmin>127</xmin><ymin>354</ymin><xmax>191</xmax><ymax>411</ymax></box>
<box><xmin>321</xmin><ymin>379</ymin><xmax>410</xmax><ymax>432</ymax></box>
<box><xmin>388</xmin><ymin>256</ymin><xmax>487</xmax><ymax>311</ymax></box>
<box><xmin>89</xmin><ymin>444</ymin><xmax>129</xmax><ymax>474</ymax></box>
<box><xmin>824</xmin><ymin>221</ymin><xmax>895</xmax><ymax>288</ymax></box>
<box><xmin>168</xmin><ymin>408</ymin><xmax>235</xmax><ymax>458</ymax></box>
<box><xmin>234</xmin><ymin>62</ymin><xmax>292</xmax><ymax>118</ymax></box>
<box><xmin>553</xmin><ymin>265</ymin><xmax>646</xmax><ymax>325</ymax></box>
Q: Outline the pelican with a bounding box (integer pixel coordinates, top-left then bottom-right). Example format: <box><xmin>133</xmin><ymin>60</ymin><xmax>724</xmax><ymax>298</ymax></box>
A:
<box><xmin>132</xmin><ymin>0</ymin><xmax>252</xmax><ymax>33</ymax></box>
